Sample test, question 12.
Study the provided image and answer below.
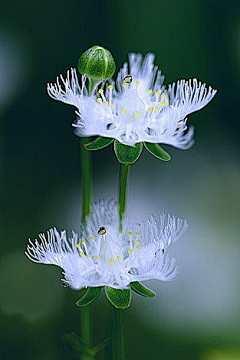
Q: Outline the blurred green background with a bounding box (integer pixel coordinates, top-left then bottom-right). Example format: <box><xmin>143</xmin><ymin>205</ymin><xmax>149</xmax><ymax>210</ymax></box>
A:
<box><xmin>1</xmin><ymin>0</ymin><xmax>240</xmax><ymax>359</ymax></box>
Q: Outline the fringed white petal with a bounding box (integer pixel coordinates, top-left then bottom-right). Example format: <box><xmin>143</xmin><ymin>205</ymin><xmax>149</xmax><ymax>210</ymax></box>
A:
<box><xmin>116</xmin><ymin>53</ymin><xmax>165</xmax><ymax>95</ymax></box>
<box><xmin>47</xmin><ymin>68</ymin><xmax>87</xmax><ymax>108</ymax></box>
<box><xmin>167</xmin><ymin>78</ymin><xmax>217</xmax><ymax>118</ymax></box>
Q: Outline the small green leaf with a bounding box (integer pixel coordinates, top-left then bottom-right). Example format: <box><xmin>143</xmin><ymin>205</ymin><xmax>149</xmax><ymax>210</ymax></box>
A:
<box><xmin>114</xmin><ymin>140</ymin><xmax>143</xmax><ymax>165</ymax></box>
<box><xmin>144</xmin><ymin>142</ymin><xmax>171</xmax><ymax>161</ymax></box>
<box><xmin>105</xmin><ymin>286</ymin><xmax>132</xmax><ymax>309</ymax></box>
<box><xmin>92</xmin><ymin>337</ymin><xmax>111</xmax><ymax>355</ymax></box>
<box><xmin>130</xmin><ymin>282</ymin><xmax>155</xmax><ymax>297</ymax></box>
<box><xmin>62</xmin><ymin>332</ymin><xmax>93</xmax><ymax>356</ymax></box>
<box><xmin>76</xmin><ymin>287</ymin><xmax>103</xmax><ymax>307</ymax></box>
<box><xmin>84</xmin><ymin>136</ymin><xmax>114</xmax><ymax>150</ymax></box>
<box><xmin>62</xmin><ymin>333</ymin><xmax>110</xmax><ymax>357</ymax></box>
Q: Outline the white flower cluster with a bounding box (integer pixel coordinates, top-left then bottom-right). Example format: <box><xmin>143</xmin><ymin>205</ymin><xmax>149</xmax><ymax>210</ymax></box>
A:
<box><xmin>47</xmin><ymin>53</ymin><xmax>217</xmax><ymax>148</ymax></box>
<box><xmin>26</xmin><ymin>200</ymin><xmax>188</xmax><ymax>290</ymax></box>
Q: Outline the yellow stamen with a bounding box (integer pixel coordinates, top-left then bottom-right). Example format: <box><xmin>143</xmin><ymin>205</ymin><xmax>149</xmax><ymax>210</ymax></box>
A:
<box><xmin>128</xmin><ymin>249</ymin><xmax>133</xmax><ymax>253</ymax></box>
<box><xmin>111</xmin><ymin>104</ymin><xmax>115</xmax><ymax>109</ymax></box>
<box><xmin>97</xmin><ymin>98</ymin><xmax>102</xmax><ymax>103</ymax></box>
<box><xmin>87</xmin><ymin>254</ymin><xmax>91</xmax><ymax>258</ymax></box>
<box><xmin>122</xmin><ymin>83</ymin><xmax>127</xmax><ymax>88</ymax></box>
<box><xmin>154</xmin><ymin>106</ymin><xmax>159</xmax><ymax>110</ymax></box>
<box><xmin>136</xmin><ymin>80</ymin><xmax>140</xmax><ymax>85</ymax></box>
<box><xmin>108</xmin><ymin>260</ymin><xmax>113</xmax><ymax>265</ymax></box>
<box><xmin>136</xmin><ymin>111</ymin><xmax>141</xmax><ymax>115</ymax></box>
<box><xmin>104</xmin><ymin>101</ymin><xmax>108</xmax><ymax>105</ymax></box>
<box><xmin>162</xmin><ymin>94</ymin><xmax>167</xmax><ymax>98</ymax></box>
<box><xmin>116</xmin><ymin>255</ymin><xmax>120</xmax><ymax>260</ymax></box>
<box><xmin>80</xmin><ymin>252</ymin><xmax>84</xmax><ymax>256</ymax></box>
<box><xmin>136</xmin><ymin>246</ymin><xmax>140</xmax><ymax>250</ymax></box>
<box><xmin>76</xmin><ymin>243</ymin><xmax>81</xmax><ymax>248</ymax></box>
<box><xmin>98</xmin><ymin>89</ymin><xmax>104</xmax><ymax>94</ymax></box>
<box><xmin>148</xmin><ymin>89</ymin><xmax>153</xmax><ymax>94</ymax></box>
<box><xmin>90</xmin><ymin>236</ymin><xmax>95</xmax><ymax>240</ymax></box>
<box><xmin>108</xmin><ymin>85</ymin><xmax>113</xmax><ymax>89</ymax></box>
<box><xmin>94</xmin><ymin>256</ymin><xmax>99</xmax><ymax>260</ymax></box>
<box><xmin>128</xmin><ymin>232</ymin><xmax>132</xmax><ymax>236</ymax></box>
<box><xmin>160</xmin><ymin>101</ymin><xmax>165</xmax><ymax>106</ymax></box>
<box><xmin>121</xmin><ymin>109</ymin><xmax>126</xmax><ymax>114</ymax></box>
<box><xmin>148</xmin><ymin>108</ymin><xmax>152</xmax><ymax>113</ymax></box>
<box><xmin>81</xmin><ymin>240</ymin><xmax>86</xmax><ymax>244</ymax></box>
<box><xmin>135</xmin><ymin>232</ymin><xmax>140</xmax><ymax>236</ymax></box>
<box><xmin>155</xmin><ymin>91</ymin><xmax>160</xmax><ymax>95</ymax></box>
<box><xmin>119</xmin><ymin>231</ymin><xmax>123</xmax><ymax>235</ymax></box>
<box><xmin>136</xmin><ymin>240</ymin><xmax>141</xmax><ymax>245</ymax></box>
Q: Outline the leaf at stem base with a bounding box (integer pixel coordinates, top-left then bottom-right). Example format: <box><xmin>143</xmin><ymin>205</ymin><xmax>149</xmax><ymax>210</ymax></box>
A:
<box><xmin>114</xmin><ymin>140</ymin><xmax>143</xmax><ymax>165</ymax></box>
<box><xmin>84</xmin><ymin>136</ymin><xmax>113</xmax><ymax>150</ymax></box>
<box><xmin>76</xmin><ymin>287</ymin><xmax>103</xmax><ymax>307</ymax></box>
<box><xmin>130</xmin><ymin>281</ymin><xmax>155</xmax><ymax>297</ymax></box>
<box><xmin>105</xmin><ymin>286</ymin><xmax>132</xmax><ymax>309</ymax></box>
<box><xmin>144</xmin><ymin>142</ymin><xmax>171</xmax><ymax>161</ymax></box>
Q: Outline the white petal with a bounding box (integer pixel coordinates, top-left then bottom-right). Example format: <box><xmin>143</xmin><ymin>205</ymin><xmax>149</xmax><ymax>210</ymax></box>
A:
<box><xmin>168</xmin><ymin>78</ymin><xmax>217</xmax><ymax>118</ymax></box>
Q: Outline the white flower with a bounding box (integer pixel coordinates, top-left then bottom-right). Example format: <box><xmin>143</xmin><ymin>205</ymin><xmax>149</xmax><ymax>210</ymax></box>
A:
<box><xmin>47</xmin><ymin>53</ymin><xmax>217</xmax><ymax>148</ymax></box>
<box><xmin>25</xmin><ymin>200</ymin><xmax>188</xmax><ymax>290</ymax></box>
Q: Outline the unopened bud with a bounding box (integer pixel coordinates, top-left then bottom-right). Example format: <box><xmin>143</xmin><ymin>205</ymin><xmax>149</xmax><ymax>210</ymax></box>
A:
<box><xmin>78</xmin><ymin>45</ymin><xmax>116</xmax><ymax>81</ymax></box>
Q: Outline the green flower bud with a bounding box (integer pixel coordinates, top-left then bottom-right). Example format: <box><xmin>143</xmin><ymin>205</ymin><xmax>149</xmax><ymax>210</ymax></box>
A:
<box><xmin>78</xmin><ymin>45</ymin><xmax>116</xmax><ymax>81</ymax></box>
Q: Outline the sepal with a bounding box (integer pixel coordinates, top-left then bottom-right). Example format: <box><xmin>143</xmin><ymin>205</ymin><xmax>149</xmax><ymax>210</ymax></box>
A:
<box><xmin>130</xmin><ymin>281</ymin><xmax>155</xmax><ymax>297</ymax></box>
<box><xmin>85</xmin><ymin>136</ymin><xmax>114</xmax><ymax>151</ymax></box>
<box><xmin>144</xmin><ymin>142</ymin><xmax>171</xmax><ymax>161</ymax></box>
<box><xmin>75</xmin><ymin>287</ymin><xmax>103</xmax><ymax>307</ymax></box>
<box><xmin>114</xmin><ymin>140</ymin><xmax>143</xmax><ymax>165</ymax></box>
<box><xmin>105</xmin><ymin>286</ymin><xmax>132</xmax><ymax>309</ymax></box>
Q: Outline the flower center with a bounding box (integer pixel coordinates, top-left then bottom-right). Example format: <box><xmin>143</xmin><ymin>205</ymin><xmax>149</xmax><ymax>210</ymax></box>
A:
<box><xmin>99</xmin><ymin>233</ymin><xmax>123</xmax><ymax>265</ymax></box>
<box><xmin>119</xmin><ymin>89</ymin><xmax>145</xmax><ymax>121</ymax></box>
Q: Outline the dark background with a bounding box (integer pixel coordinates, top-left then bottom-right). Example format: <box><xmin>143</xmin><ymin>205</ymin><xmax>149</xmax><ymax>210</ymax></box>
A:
<box><xmin>1</xmin><ymin>0</ymin><xmax>240</xmax><ymax>359</ymax></box>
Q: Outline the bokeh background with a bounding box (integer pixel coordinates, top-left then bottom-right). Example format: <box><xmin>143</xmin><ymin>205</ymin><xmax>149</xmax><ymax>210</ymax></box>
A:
<box><xmin>1</xmin><ymin>0</ymin><xmax>240</xmax><ymax>359</ymax></box>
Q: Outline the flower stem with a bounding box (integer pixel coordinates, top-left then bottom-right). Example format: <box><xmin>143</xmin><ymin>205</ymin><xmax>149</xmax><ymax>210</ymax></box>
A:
<box><xmin>80</xmin><ymin>307</ymin><xmax>92</xmax><ymax>360</ymax></box>
<box><xmin>112</xmin><ymin>164</ymin><xmax>130</xmax><ymax>359</ymax></box>
<box><xmin>118</xmin><ymin>164</ymin><xmax>130</xmax><ymax>230</ymax></box>
<box><xmin>111</xmin><ymin>307</ymin><xmax>125</xmax><ymax>360</ymax></box>
<box><xmin>80</xmin><ymin>137</ymin><xmax>92</xmax><ymax>360</ymax></box>
<box><xmin>81</xmin><ymin>137</ymin><xmax>91</xmax><ymax>225</ymax></box>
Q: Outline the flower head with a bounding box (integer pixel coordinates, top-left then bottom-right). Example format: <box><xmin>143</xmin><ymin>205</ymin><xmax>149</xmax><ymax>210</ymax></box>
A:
<box><xmin>47</xmin><ymin>52</ymin><xmax>217</xmax><ymax>149</ymax></box>
<box><xmin>25</xmin><ymin>200</ymin><xmax>188</xmax><ymax>290</ymax></box>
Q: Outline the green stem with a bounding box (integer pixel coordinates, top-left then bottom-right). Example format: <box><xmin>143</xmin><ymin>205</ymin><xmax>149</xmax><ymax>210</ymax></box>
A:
<box><xmin>111</xmin><ymin>307</ymin><xmax>125</xmax><ymax>360</ymax></box>
<box><xmin>118</xmin><ymin>164</ymin><xmax>130</xmax><ymax>230</ymax></box>
<box><xmin>81</xmin><ymin>137</ymin><xmax>91</xmax><ymax>225</ymax></box>
<box><xmin>80</xmin><ymin>307</ymin><xmax>92</xmax><ymax>360</ymax></box>
<box><xmin>112</xmin><ymin>164</ymin><xmax>130</xmax><ymax>359</ymax></box>
<box><xmin>80</xmin><ymin>137</ymin><xmax>92</xmax><ymax>360</ymax></box>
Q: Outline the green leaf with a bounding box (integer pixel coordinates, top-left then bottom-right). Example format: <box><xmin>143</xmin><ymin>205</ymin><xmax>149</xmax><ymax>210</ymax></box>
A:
<box><xmin>92</xmin><ymin>337</ymin><xmax>111</xmax><ymax>355</ymax></box>
<box><xmin>144</xmin><ymin>142</ymin><xmax>171</xmax><ymax>161</ymax></box>
<box><xmin>76</xmin><ymin>287</ymin><xmax>103</xmax><ymax>307</ymax></box>
<box><xmin>84</xmin><ymin>136</ymin><xmax>114</xmax><ymax>150</ymax></box>
<box><xmin>105</xmin><ymin>286</ymin><xmax>132</xmax><ymax>309</ymax></box>
<box><xmin>62</xmin><ymin>333</ymin><xmax>111</xmax><ymax>357</ymax></box>
<box><xmin>130</xmin><ymin>282</ymin><xmax>155</xmax><ymax>297</ymax></box>
<box><xmin>114</xmin><ymin>140</ymin><xmax>143</xmax><ymax>165</ymax></box>
<box><xmin>62</xmin><ymin>332</ymin><xmax>93</xmax><ymax>356</ymax></box>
